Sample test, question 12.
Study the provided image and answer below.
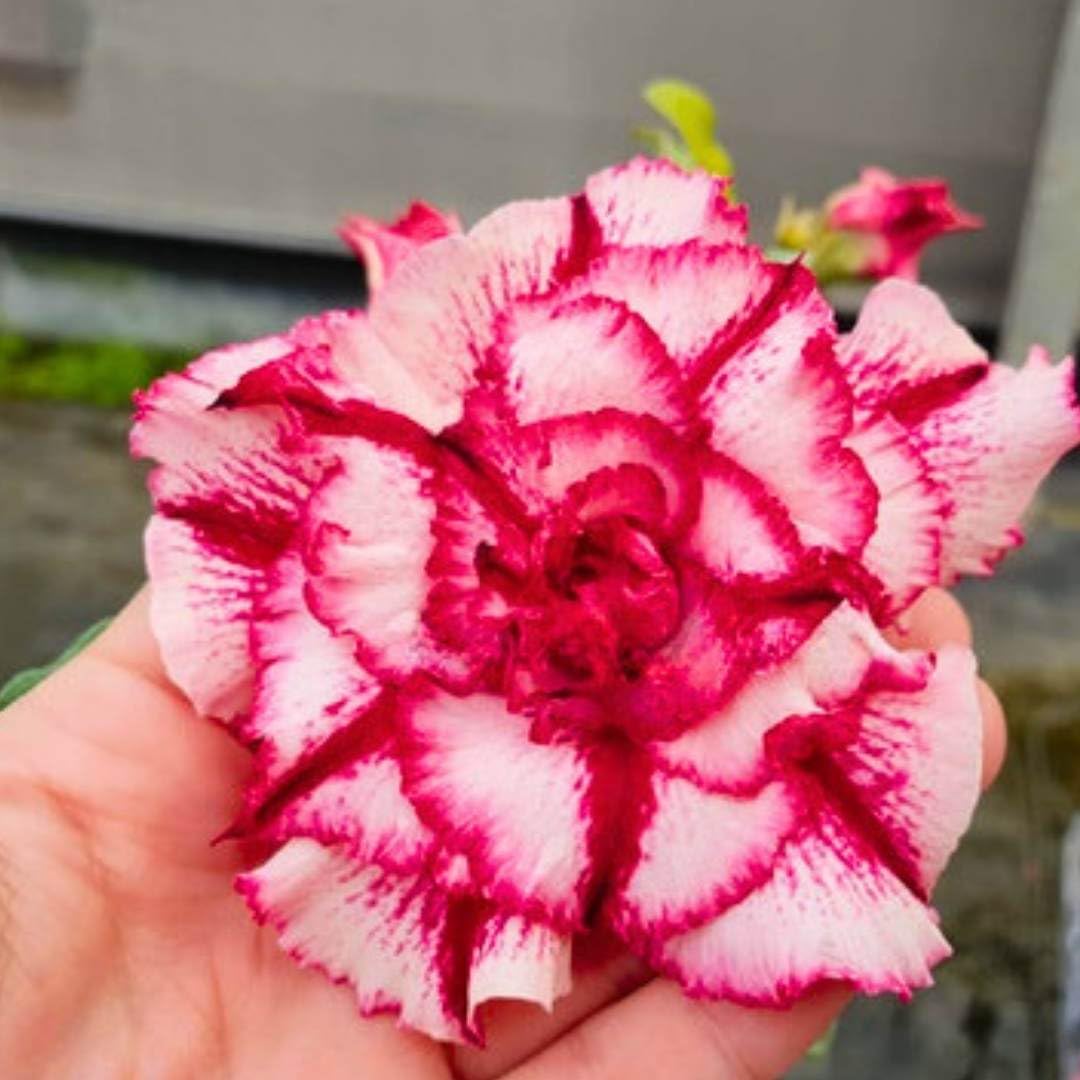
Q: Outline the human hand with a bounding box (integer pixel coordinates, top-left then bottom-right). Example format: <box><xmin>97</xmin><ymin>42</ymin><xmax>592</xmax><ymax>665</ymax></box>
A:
<box><xmin>0</xmin><ymin>586</ymin><xmax>1004</xmax><ymax>1079</ymax></box>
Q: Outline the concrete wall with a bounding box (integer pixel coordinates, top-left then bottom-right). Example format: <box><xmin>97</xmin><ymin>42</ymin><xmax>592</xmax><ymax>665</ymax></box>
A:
<box><xmin>0</xmin><ymin>0</ymin><xmax>1068</xmax><ymax>323</ymax></box>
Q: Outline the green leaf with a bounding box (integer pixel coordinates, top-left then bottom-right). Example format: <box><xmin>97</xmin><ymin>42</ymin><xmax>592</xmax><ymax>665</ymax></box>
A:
<box><xmin>642</xmin><ymin>78</ymin><xmax>734</xmax><ymax>179</ymax></box>
<box><xmin>632</xmin><ymin>125</ymin><xmax>694</xmax><ymax>169</ymax></box>
<box><xmin>0</xmin><ymin>617</ymin><xmax>113</xmax><ymax>710</ymax></box>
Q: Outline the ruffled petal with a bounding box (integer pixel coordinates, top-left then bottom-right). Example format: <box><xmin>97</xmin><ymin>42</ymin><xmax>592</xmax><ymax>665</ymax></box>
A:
<box><xmin>467</xmin><ymin>913</ymin><xmax>573</xmax><ymax>1025</ymax></box>
<box><xmin>911</xmin><ymin>348</ymin><xmax>1080</xmax><ymax>579</ymax></box>
<box><xmin>503</xmin><ymin>409</ymin><xmax>700</xmax><ymax>536</ymax></box>
<box><xmin>368</xmin><ymin>197</ymin><xmax>577</xmax><ymax>432</ymax></box>
<box><xmin>255</xmin><ymin>744</ymin><xmax>435</xmax><ymax>876</ymax></box>
<box><xmin>339</xmin><ymin>200</ymin><xmax>462</xmax><ymax>291</ymax></box>
<box><xmin>827</xmin><ymin>644</ymin><xmax>982</xmax><ymax>894</ymax></box>
<box><xmin>238</xmin><ymin>839</ymin><xmax>469</xmax><ymax>1042</ymax></box>
<box><xmin>145</xmin><ymin>515</ymin><xmax>262</xmax><ymax>719</ymax></box>
<box><xmin>303</xmin><ymin>438</ymin><xmax>468</xmax><ymax>685</ymax></box>
<box><xmin>846</xmin><ymin>411</ymin><xmax>944</xmax><ymax>615</ymax></box>
<box><xmin>609</xmin><ymin>775</ymin><xmax>797</xmax><ymax>941</ymax></box>
<box><xmin>240</xmin><ymin>839</ymin><xmax>572</xmax><ymax>1044</ymax></box>
<box><xmin>584</xmin><ymin>156</ymin><xmax>747</xmax><ymax>249</ymax></box>
<box><xmin>131</xmin><ymin>334</ymin><xmax>296</xmax><ymax>427</ymax></box>
<box><xmin>245</xmin><ymin>552</ymin><xmax>383</xmax><ymax>786</ymax></box>
<box><xmin>399</xmin><ymin>692</ymin><xmax>595</xmax><ymax>929</ymax></box>
<box><xmin>701</xmin><ymin>285</ymin><xmax>877</xmax><ymax>553</ymax></box>
<box><xmin>574</xmin><ymin>241</ymin><xmax>779</xmax><ymax>376</ymax></box>
<box><xmin>833</xmin><ymin>278</ymin><xmax>989</xmax><ymax>416</ymax></box>
<box><xmin>653</xmin><ymin>604</ymin><xmax>929</xmax><ymax>793</ymax></box>
<box><xmin>684</xmin><ymin>452</ymin><xmax>803</xmax><ymax>582</ymax></box>
<box><xmin>836</xmin><ymin>278</ymin><xmax>987</xmax><ymax>415</ymax></box>
<box><xmin>655</xmin><ymin>806</ymin><xmax>950</xmax><ymax>1005</ymax></box>
<box><xmin>488</xmin><ymin>294</ymin><xmax>687</xmax><ymax>428</ymax></box>
<box><xmin>133</xmin><ymin>334</ymin><xmax>341</xmax><ymax>719</ymax></box>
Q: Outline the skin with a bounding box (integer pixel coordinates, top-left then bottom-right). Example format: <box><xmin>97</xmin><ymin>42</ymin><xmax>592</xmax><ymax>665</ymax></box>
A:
<box><xmin>0</xmin><ymin>587</ymin><xmax>1005</xmax><ymax>1079</ymax></box>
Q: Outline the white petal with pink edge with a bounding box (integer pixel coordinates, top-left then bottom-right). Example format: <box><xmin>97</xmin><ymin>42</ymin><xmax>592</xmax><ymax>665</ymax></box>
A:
<box><xmin>912</xmin><ymin>348</ymin><xmax>1080</xmax><ymax>579</ymax></box>
<box><xmin>258</xmin><ymin>749</ymin><xmax>435</xmax><ymax>875</ymax></box>
<box><xmin>304</xmin><ymin>438</ymin><xmax>468</xmax><ymax>684</ymax></box>
<box><xmin>145</xmin><ymin>515</ymin><xmax>261</xmax><ymax>720</ymax></box>
<box><xmin>847</xmin><ymin>411</ymin><xmax>944</xmax><ymax>615</ymax></box>
<box><xmin>507</xmin><ymin>410</ymin><xmax>698</xmax><ymax>535</ymax></box>
<box><xmin>574</xmin><ymin>242</ymin><xmax>777</xmax><ymax>375</ymax></box>
<box><xmin>246</xmin><ymin>552</ymin><xmax>382</xmax><ymax>785</ymax></box>
<box><xmin>684</xmin><ymin>453</ymin><xmax>803</xmax><ymax>582</ymax></box>
<box><xmin>131</xmin><ymin>334</ymin><xmax>294</xmax><ymax>433</ymax></box>
<box><xmin>701</xmin><ymin>286</ymin><xmax>877</xmax><ymax>554</ymax></box>
<box><xmin>584</xmin><ymin>156</ymin><xmax>747</xmax><ymax>249</ymax></box>
<box><xmin>656</xmin><ymin>807</ymin><xmax>950</xmax><ymax>1004</ymax></box>
<box><xmin>369</xmin><ymin>197</ymin><xmax>576</xmax><ymax>432</ymax></box>
<box><xmin>829</xmin><ymin>644</ymin><xmax>982</xmax><ymax>893</ymax></box>
<box><xmin>136</xmin><ymin>392</ymin><xmax>330</xmax><ymax>541</ymax></box>
<box><xmin>401</xmin><ymin>692</ymin><xmax>594</xmax><ymax>928</ymax></box>
<box><xmin>490</xmin><ymin>294</ymin><xmax>686</xmax><ymax>427</ymax></box>
<box><xmin>238</xmin><ymin>839</ymin><xmax>468</xmax><ymax>1042</ymax></box>
<box><xmin>610</xmin><ymin>775</ymin><xmax>797</xmax><ymax>940</ymax></box>
<box><xmin>837</xmin><ymin>278</ymin><xmax>986</xmax><ymax>411</ymax></box>
<box><xmin>653</xmin><ymin>603</ymin><xmax>930</xmax><ymax>792</ymax></box>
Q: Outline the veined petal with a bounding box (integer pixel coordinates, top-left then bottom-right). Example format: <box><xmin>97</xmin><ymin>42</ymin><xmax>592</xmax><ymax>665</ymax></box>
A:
<box><xmin>505</xmin><ymin>410</ymin><xmax>700</xmax><ymax>536</ymax></box>
<box><xmin>847</xmin><ymin>411</ymin><xmax>944</xmax><ymax>615</ymax></box>
<box><xmin>304</xmin><ymin>438</ymin><xmax>470</xmax><ymax>685</ymax></box>
<box><xmin>131</xmin><ymin>334</ymin><xmax>295</xmax><ymax>430</ymax></box>
<box><xmin>238</xmin><ymin>839</ymin><xmax>469</xmax><ymax>1042</ymax></box>
<box><xmin>145</xmin><ymin>515</ymin><xmax>261</xmax><ymax>719</ymax></box>
<box><xmin>584</xmin><ymin>156</ymin><xmax>747</xmax><ymax>249</ymax></box>
<box><xmin>245</xmin><ymin>552</ymin><xmax>382</xmax><ymax>787</ymax></box>
<box><xmin>609</xmin><ymin>775</ymin><xmax>798</xmax><ymax>941</ymax></box>
<box><xmin>400</xmin><ymin>692</ymin><xmax>595</xmax><ymax>929</ymax></box>
<box><xmin>488</xmin><ymin>294</ymin><xmax>687</xmax><ymax>428</ymax></box>
<box><xmin>574</xmin><ymin>241</ymin><xmax>778</xmax><ymax>376</ymax></box>
<box><xmin>702</xmin><ymin>293</ymin><xmax>877</xmax><ymax>554</ymax></box>
<box><xmin>656</xmin><ymin>806</ymin><xmax>950</xmax><ymax>1005</ymax></box>
<box><xmin>368</xmin><ymin>197</ymin><xmax>577</xmax><ymax>432</ymax></box>
<box><xmin>837</xmin><ymin>278</ymin><xmax>987</xmax><ymax>415</ymax></box>
<box><xmin>255</xmin><ymin>746</ymin><xmax>435</xmax><ymax>875</ymax></box>
<box><xmin>653</xmin><ymin>603</ymin><xmax>929</xmax><ymax>793</ymax></box>
<box><xmin>684</xmin><ymin>452</ymin><xmax>803</xmax><ymax>582</ymax></box>
<box><xmin>912</xmin><ymin>348</ymin><xmax>1080</xmax><ymax>579</ymax></box>
<box><xmin>827</xmin><ymin>644</ymin><xmax>982</xmax><ymax>894</ymax></box>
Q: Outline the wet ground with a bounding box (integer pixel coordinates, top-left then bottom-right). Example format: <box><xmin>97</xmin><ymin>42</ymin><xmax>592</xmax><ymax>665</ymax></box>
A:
<box><xmin>1</xmin><ymin>398</ymin><xmax>1079</xmax><ymax>1079</ymax></box>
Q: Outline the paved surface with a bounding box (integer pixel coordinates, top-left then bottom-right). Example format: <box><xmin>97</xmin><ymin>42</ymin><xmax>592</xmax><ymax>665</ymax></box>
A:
<box><xmin>1</xmin><ymin>399</ymin><xmax>1079</xmax><ymax>1078</ymax></box>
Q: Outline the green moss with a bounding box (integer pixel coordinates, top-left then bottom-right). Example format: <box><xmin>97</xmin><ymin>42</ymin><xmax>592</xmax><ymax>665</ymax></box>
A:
<box><xmin>0</xmin><ymin>330</ymin><xmax>187</xmax><ymax>408</ymax></box>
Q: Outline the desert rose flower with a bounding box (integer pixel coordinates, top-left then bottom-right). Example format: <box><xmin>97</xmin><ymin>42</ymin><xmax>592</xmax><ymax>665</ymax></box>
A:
<box><xmin>132</xmin><ymin>157</ymin><xmax>1079</xmax><ymax>1043</ymax></box>
<box><xmin>824</xmin><ymin>166</ymin><xmax>983</xmax><ymax>280</ymax></box>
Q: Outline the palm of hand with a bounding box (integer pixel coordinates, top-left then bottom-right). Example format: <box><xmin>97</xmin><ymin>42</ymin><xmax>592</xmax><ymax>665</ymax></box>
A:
<box><xmin>0</xmin><ymin>590</ymin><xmax>1001</xmax><ymax>1080</ymax></box>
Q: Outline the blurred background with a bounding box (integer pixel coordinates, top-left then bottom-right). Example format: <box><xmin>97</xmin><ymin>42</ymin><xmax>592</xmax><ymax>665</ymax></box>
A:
<box><xmin>2</xmin><ymin>1</ymin><xmax>1080</xmax><ymax>1076</ymax></box>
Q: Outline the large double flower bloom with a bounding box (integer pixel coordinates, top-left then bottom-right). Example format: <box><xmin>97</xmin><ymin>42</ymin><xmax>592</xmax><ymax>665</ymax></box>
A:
<box><xmin>133</xmin><ymin>158</ymin><xmax>1080</xmax><ymax>1042</ymax></box>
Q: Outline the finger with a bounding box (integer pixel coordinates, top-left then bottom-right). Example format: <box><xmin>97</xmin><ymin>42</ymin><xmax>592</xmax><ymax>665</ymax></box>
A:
<box><xmin>884</xmin><ymin>587</ymin><xmax>972</xmax><ymax>651</ymax></box>
<box><xmin>977</xmin><ymin>677</ymin><xmax>1006</xmax><ymax>789</ymax></box>
<box><xmin>882</xmin><ymin>590</ymin><xmax>1005</xmax><ymax>788</ymax></box>
<box><xmin>85</xmin><ymin>586</ymin><xmax>176</xmax><ymax>694</ymax></box>
<box><xmin>453</xmin><ymin>946</ymin><xmax>649</xmax><ymax>1080</ymax></box>
<box><xmin>1</xmin><ymin>585</ymin><xmax>249</xmax><ymax>826</ymax></box>
<box><xmin>504</xmin><ymin>979</ymin><xmax>848</xmax><ymax>1080</ymax></box>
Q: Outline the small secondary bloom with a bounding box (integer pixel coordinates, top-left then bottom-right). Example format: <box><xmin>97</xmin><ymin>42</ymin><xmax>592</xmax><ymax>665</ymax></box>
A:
<box><xmin>133</xmin><ymin>157</ymin><xmax>1079</xmax><ymax>1043</ymax></box>
<box><xmin>825</xmin><ymin>166</ymin><xmax>983</xmax><ymax>280</ymax></box>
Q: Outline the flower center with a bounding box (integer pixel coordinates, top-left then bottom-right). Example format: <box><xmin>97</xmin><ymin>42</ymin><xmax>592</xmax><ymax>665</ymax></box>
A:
<box><xmin>480</xmin><ymin>515</ymin><xmax>681</xmax><ymax>737</ymax></box>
